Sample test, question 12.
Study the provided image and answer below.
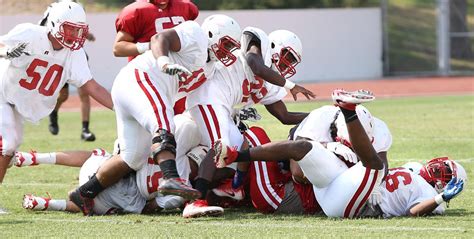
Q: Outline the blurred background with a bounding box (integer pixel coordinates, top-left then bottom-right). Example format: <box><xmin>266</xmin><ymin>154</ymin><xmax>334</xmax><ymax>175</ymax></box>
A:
<box><xmin>0</xmin><ymin>0</ymin><xmax>472</xmax><ymax>90</ymax></box>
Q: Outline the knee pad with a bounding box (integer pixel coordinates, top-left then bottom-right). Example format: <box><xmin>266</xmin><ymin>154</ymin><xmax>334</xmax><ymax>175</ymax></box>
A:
<box><xmin>151</xmin><ymin>129</ymin><xmax>177</xmax><ymax>159</ymax></box>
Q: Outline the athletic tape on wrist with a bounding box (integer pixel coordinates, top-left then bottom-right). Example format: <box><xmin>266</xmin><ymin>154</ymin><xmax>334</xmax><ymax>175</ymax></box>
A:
<box><xmin>434</xmin><ymin>193</ymin><xmax>445</xmax><ymax>204</ymax></box>
<box><xmin>284</xmin><ymin>80</ymin><xmax>296</xmax><ymax>90</ymax></box>
<box><xmin>157</xmin><ymin>56</ymin><xmax>171</xmax><ymax>71</ymax></box>
<box><xmin>136</xmin><ymin>42</ymin><xmax>150</xmax><ymax>54</ymax></box>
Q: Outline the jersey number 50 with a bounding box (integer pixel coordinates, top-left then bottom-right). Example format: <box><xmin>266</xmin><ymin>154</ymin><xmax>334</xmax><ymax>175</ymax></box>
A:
<box><xmin>19</xmin><ymin>58</ymin><xmax>63</xmax><ymax>96</ymax></box>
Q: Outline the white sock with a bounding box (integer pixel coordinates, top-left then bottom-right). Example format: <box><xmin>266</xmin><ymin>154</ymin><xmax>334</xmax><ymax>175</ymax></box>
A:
<box><xmin>36</xmin><ymin>153</ymin><xmax>57</xmax><ymax>165</ymax></box>
<box><xmin>47</xmin><ymin>199</ymin><xmax>66</xmax><ymax>211</ymax></box>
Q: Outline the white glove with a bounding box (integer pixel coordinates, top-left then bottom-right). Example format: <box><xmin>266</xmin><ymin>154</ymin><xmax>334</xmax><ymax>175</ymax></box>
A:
<box><xmin>367</xmin><ymin>183</ymin><xmax>382</xmax><ymax>207</ymax></box>
<box><xmin>326</xmin><ymin>142</ymin><xmax>358</xmax><ymax>164</ymax></box>
<box><xmin>186</xmin><ymin>145</ymin><xmax>209</xmax><ymax>166</ymax></box>
<box><xmin>157</xmin><ymin>56</ymin><xmax>192</xmax><ymax>81</ymax></box>
<box><xmin>0</xmin><ymin>42</ymin><xmax>29</xmax><ymax>59</ymax></box>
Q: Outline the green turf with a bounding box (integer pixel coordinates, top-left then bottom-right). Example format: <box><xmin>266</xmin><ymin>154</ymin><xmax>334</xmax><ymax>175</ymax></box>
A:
<box><xmin>1</xmin><ymin>95</ymin><xmax>473</xmax><ymax>238</ymax></box>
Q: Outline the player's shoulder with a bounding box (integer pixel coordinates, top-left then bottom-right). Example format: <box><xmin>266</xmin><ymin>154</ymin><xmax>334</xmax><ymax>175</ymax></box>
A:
<box><xmin>9</xmin><ymin>23</ymin><xmax>45</xmax><ymax>35</ymax></box>
<box><xmin>174</xmin><ymin>20</ymin><xmax>204</xmax><ymax>38</ymax></box>
<box><xmin>243</xmin><ymin>26</ymin><xmax>267</xmax><ymax>40</ymax></box>
<box><xmin>119</xmin><ymin>1</ymin><xmax>156</xmax><ymax>16</ymax></box>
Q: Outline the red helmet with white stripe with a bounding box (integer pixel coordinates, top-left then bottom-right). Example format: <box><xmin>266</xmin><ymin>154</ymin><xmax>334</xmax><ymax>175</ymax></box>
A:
<box><xmin>420</xmin><ymin>157</ymin><xmax>467</xmax><ymax>192</ymax></box>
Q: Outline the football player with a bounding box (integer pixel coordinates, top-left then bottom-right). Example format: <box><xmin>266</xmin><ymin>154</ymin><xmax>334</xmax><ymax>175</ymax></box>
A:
<box><xmin>359</xmin><ymin>157</ymin><xmax>466</xmax><ymax>218</ymax></box>
<box><xmin>213</xmin><ymin>89</ymin><xmax>386</xmax><ymax>218</ymax></box>
<box><xmin>114</xmin><ymin>0</ymin><xmax>199</xmax><ymax>114</ymax></box>
<box><xmin>21</xmin><ymin>149</ymin><xmax>185</xmax><ymax>215</ymax></box>
<box><xmin>183</xmin><ymin>27</ymin><xmax>314</xmax><ymax>217</ymax></box>
<box><xmin>68</xmin><ymin>15</ymin><xmax>241</xmax><ymax>216</ymax></box>
<box><xmin>39</xmin><ymin>0</ymin><xmax>98</xmax><ymax>141</ymax></box>
<box><xmin>0</xmin><ymin>1</ymin><xmax>113</xmax><ymax>184</ymax></box>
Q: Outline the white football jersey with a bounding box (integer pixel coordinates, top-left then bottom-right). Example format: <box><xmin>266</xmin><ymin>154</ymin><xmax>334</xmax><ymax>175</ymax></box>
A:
<box><xmin>186</xmin><ymin>26</ymin><xmax>286</xmax><ymax>112</ymax></box>
<box><xmin>294</xmin><ymin>105</ymin><xmax>340</xmax><ymax>142</ymax></box>
<box><xmin>79</xmin><ymin>149</ymin><xmax>112</xmax><ymax>186</ymax></box>
<box><xmin>0</xmin><ymin>23</ymin><xmax>92</xmax><ymax>123</ymax></box>
<box><xmin>380</xmin><ymin>168</ymin><xmax>445</xmax><ymax>218</ymax></box>
<box><xmin>128</xmin><ymin>21</ymin><xmax>207</xmax><ymax>103</ymax></box>
<box><xmin>295</xmin><ymin>106</ymin><xmax>392</xmax><ymax>153</ymax></box>
<box><xmin>136</xmin><ymin>158</ymin><xmax>163</xmax><ymax>200</ymax></box>
<box><xmin>372</xmin><ymin>117</ymin><xmax>392</xmax><ymax>153</ymax></box>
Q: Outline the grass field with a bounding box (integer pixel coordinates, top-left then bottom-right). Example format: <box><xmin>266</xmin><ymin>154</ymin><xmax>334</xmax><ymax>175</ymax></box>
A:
<box><xmin>0</xmin><ymin>95</ymin><xmax>473</xmax><ymax>238</ymax></box>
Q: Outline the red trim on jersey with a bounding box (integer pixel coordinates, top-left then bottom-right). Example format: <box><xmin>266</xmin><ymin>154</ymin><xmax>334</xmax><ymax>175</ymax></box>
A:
<box><xmin>143</xmin><ymin>71</ymin><xmax>171</xmax><ymax>130</ymax></box>
<box><xmin>344</xmin><ymin>167</ymin><xmax>370</xmax><ymax>218</ymax></box>
<box><xmin>207</xmin><ymin>105</ymin><xmax>221</xmax><ymax>139</ymax></box>
<box><xmin>256</xmin><ymin>161</ymin><xmax>281</xmax><ymax>207</ymax></box>
<box><xmin>198</xmin><ymin>105</ymin><xmax>214</xmax><ymax>144</ymax></box>
<box><xmin>354</xmin><ymin>169</ymin><xmax>379</xmax><ymax>216</ymax></box>
<box><xmin>135</xmin><ymin>69</ymin><xmax>163</xmax><ymax>129</ymax></box>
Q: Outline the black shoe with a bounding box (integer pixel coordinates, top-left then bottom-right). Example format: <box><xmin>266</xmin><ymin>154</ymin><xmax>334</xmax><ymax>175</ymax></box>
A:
<box><xmin>81</xmin><ymin>130</ymin><xmax>96</xmax><ymax>142</ymax></box>
<box><xmin>69</xmin><ymin>188</ymin><xmax>94</xmax><ymax>216</ymax></box>
<box><xmin>48</xmin><ymin>113</ymin><xmax>59</xmax><ymax>135</ymax></box>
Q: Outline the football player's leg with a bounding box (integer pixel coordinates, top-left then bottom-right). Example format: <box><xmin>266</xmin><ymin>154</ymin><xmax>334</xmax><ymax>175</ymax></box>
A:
<box><xmin>78</xmin><ymin>87</ymin><xmax>95</xmax><ymax>141</ymax></box>
<box><xmin>49</xmin><ymin>84</ymin><xmax>69</xmax><ymax>135</ymax></box>
<box><xmin>174</xmin><ymin>112</ymin><xmax>201</xmax><ymax>184</ymax></box>
<box><xmin>0</xmin><ymin>103</ymin><xmax>23</xmax><ymax>183</ymax></box>
<box><xmin>15</xmin><ymin>150</ymin><xmax>93</xmax><ymax>167</ymax></box>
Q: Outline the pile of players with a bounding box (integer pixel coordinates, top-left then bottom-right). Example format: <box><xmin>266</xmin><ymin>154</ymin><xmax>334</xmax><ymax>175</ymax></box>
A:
<box><xmin>0</xmin><ymin>0</ymin><xmax>466</xmax><ymax>218</ymax></box>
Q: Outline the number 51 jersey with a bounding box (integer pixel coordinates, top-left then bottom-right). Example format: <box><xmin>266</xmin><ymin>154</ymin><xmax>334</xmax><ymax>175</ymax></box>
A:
<box><xmin>0</xmin><ymin>23</ymin><xmax>92</xmax><ymax>123</ymax></box>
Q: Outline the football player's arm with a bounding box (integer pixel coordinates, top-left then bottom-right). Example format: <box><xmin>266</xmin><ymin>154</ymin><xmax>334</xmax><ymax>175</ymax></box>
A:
<box><xmin>377</xmin><ymin>151</ymin><xmax>389</xmax><ymax>176</ymax></box>
<box><xmin>150</xmin><ymin>29</ymin><xmax>181</xmax><ymax>59</ymax></box>
<box><xmin>55</xmin><ymin>151</ymin><xmax>93</xmax><ymax>167</ymax></box>
<box><xmin>408</xmin><ymin>199</ymin><xmax>440</xmax><ymax>217</ymax></box>
<box><xmin>264</xmin><ymin>100</ymin><xmax>308</xmax><ymax>125</ymax></box>
<box><xmin>246</xmin><ymin>41</ymin><xmax>287</xmax><ymax>87</ymax></box>
<box><xmin>113</xmin><ymin>31</ymin><xmax>148</xmax><ymax>57</ymax></box>
<box><xmin>79</xmin><ymin>80</ymin><xmax>113</xmax><ymax>110</ymax></box>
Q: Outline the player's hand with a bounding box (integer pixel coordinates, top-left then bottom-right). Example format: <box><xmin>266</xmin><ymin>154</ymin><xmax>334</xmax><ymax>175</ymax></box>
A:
<box><xmin>5</xmin><ymin>42</ymin><xmax>29</xmax><ymax>59</ymax></box>
<box><xmin>238</xmin><ymin>107</ymin><xmax>261</xmax><ymax>122</ymax></box>
<box><xmin>326</xmin><ymin>142</ymin><xmax>358</xmax><ymax>164</ymax></box>
<box><xmin>367</xmin><ymin>184</ymin><xmax>382</xmax><ymax>207</ymax></box>
<box><xmin>442</xmin><ymin>177</ymin><xmax>464</xmax><ymax>201</ymax></box>
<box><xmin>289</xmin><ymin>84</ymin><xmax>315</xmax><ymax>101</ymax></box>
<box><xmin>162</xmin><ymin>63</ymin><xmax>192</xmax><ymax>78</ymax></box>
<box><xmin>86</xmin><ymin>33</ymin><xmax>96</xmax><ymax>42</ymax></box>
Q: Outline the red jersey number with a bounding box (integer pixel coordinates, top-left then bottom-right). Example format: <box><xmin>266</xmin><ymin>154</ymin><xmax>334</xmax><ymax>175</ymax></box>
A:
<box><xmin>241</xmin><ymin>76</ymin><xmax>268</xmax><ymax>103</ymax></box>
<box><xmin>146</xmin><ymin>171</ymin><xmax>163</xmax><ymax>194</ymax></box>
<box><xmin>19</xmin><ymin>58</ymin><xmax>64</xmax><ymax>96</ymax></box>
<box><xmin>385</xmin><ymin>168</ymin><xmax>413</xmax><ymax>192</ymax></box>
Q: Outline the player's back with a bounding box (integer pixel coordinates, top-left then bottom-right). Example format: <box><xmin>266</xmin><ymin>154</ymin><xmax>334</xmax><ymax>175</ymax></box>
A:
<box><xmin>372</xmin><ymin>117</ymin><xmax>392</xmax><ymax>153</ymax></box>
<box><xmin>380</xmin><ymin>167</ymin><xmax>444</xmax><ymax>218</ymax></box>
<box><xmin>294</xmin><ymin>105</ymin><xmax>340</xmax><ymax>142</ymax></box>
<box><xmin>0</xmin><ymin>23</ymin><xmax>91</xmax><ymax>123</ymax></box>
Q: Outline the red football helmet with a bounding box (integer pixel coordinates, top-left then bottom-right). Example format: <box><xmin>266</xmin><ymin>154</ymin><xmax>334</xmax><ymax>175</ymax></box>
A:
<box><xmin>420</xmin><ymin>157</ymin><xmax>466</xmax><ymax>191</ymax></box>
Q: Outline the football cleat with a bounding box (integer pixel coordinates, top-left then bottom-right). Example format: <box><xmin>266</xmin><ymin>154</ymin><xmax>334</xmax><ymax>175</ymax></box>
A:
<box><xmin>212</xmin><ymin>179</ymin><xmax>245</xmax><ymax>201</ymax></box>
<box><xmin>158</xmin><ymin>178</ymin><xmax>201</xmax><ymax>201</ymax></box>
<box><xmin>331</xmin><ymin>89</ymin><xmax>375</xmax><ymax>110</ymax></box>
<box><xmin>23</xmin><ymin>193</ymin><xmax>51</xmax><ymax>211</ymax></box>
<box><xmin>182</xmin><ymin>199</ymin><xmax>224</xmax><ymax>218</ymax></box>
<box><xmin>81</xmin><ymin>129</ymin><xmax>96</xmax><ymax>142</ymax></box>
<box><xmin>48</xmin><ymin>113</ymin><xmax>59</xmax><ymax>135</ymax></box>
<box><xmin>15</xmin><ymin>150</ymin><xmax>38</xmax><ymax>167</ymax></box>
<box><xmin>213</xmin><ymin>140</ymin><xmax>238</xmax><ymax>168</ymax></box>
<box><xmin>68</xmin><ymin>188</ymin><xmax>95</xmax><ymax>216</ymax></box>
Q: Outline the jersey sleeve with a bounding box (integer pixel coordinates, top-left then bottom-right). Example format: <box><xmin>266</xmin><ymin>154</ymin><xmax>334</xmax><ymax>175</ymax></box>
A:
<box><xmin>0</xmin><ymin>23</ymin><xmax>34</xmax><ymax>47</ymax></box>
<box><xmin>406</xmin><ymin>175</ymin><xmax>445</xmax><ymax>215</ymax></box>
<box><xmin>115</xmin><ymin>4</ymin><xmax>140</xmax><ymax>37</ymax></box>
<box><xmin>172</xmin><ymin>21</ymin><xmax>207</xmax><ymax>71</ymax></box>
<box><xmin>174</xmin><ymin>21</ymin><xmax>202</xmax><ymax>51</ymax></box>
<box><xmin>187</xmin><ymin>1</ymin><xmax>199</xmax><ymax>20</ymax></box>
<box><xmin>67</xmin><ymin>49</ymin><xmax>92</xmax><ymax>87</ymax></box>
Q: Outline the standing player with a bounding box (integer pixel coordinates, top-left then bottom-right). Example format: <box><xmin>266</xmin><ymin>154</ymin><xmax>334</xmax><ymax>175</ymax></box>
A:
<box><xmin>113</xmin><ymin>0</ymin><xmax>199</xmax><ymax>114</ymax></box>
<box><xmin>39</xmin><ymin>0</ymin><xmax>98</xmax><ymax>141</ymax></box>
<box><xmin>213</xmin><ymin>89</ymin><xmax>385</xmax><ymax>218</ymax></box>
<box><xmin>184</xmin><ymin>28</ymin><xmax>314</xmax><ymax>217</ymax></box>
<box><xmin>0</xmin><ymin>1</ymin><xmax>113</xmax><ymax>184</ymax></box>
<box><xmin>68</xmin><ymin>16</ymin><xmax>241</xmax><ymax>216</ymax></box>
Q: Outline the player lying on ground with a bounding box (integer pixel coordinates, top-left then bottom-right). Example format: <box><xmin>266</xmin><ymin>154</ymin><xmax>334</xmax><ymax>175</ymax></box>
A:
<box><xmin>19</xmin><ymin>147</ymin><xmax>202</xmax><ymax>215</ymax></box>
<box><xmin>213</xmin><ymin>89</ymin><xmax>385</xmax><ymax>218</ymax></box>
<box><xmin>0</xmin><ymin>1</ymin><xmax>113</xmax><ymax>185</ymax></box>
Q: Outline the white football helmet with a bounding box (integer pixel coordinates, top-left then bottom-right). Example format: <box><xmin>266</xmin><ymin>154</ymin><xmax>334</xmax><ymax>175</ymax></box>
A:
<box><xmin>47</xmin><ymin>1</ymin><xmax>88</xmax><ymax>51</ymax></box>
<box><xmin>201</xmin><ymin>14</ymin><xmax>241</xmax><ymax>66</ymax></box>
<box><xmin>268</xmin><ymin>30</ymin><xmax>303</xmax><ymax>79</ymax></box>
<box><xmin>335</xmin><ymin>105</ymin><xmax>374</xmax><ymax>147</ymax></box>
